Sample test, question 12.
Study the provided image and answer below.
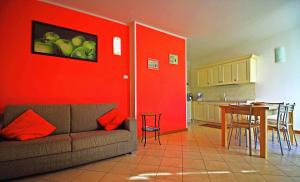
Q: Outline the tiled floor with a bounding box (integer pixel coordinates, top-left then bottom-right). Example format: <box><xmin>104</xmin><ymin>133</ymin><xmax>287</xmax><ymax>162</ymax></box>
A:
<box><xmin>14</xmin><ymin>122</ymin><xmax>300</xmax><ymax>182</ymax></box>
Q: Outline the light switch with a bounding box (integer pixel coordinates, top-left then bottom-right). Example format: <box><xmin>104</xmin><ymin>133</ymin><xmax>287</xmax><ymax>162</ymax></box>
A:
<box><xmin>123</xmin><ymin>75</ymin><xmax>128</xmax><ymax>79</ymax></box>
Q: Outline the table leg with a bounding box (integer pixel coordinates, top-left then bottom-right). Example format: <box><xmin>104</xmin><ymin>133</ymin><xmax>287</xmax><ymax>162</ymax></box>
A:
<box><xmin>289</xmin><ymin>112</ymin><xmax>294</xmax><ymax>144</ymax></box>
<box><xmin>260</xmin><ymin>110</ymin><xmax>268</xmax><ymax>159</ymax></box>
<box><xmin>221</xmin><ymin>107</ymin><xmax>227</xmax><ymax>147</ymax></box>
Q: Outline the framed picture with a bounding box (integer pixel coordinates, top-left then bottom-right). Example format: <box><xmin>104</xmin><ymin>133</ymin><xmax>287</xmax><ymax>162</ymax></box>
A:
<box><xmin>32</xmin><ymin>21</ymin><xmax>97</xmax><ymax>62</ymax></box>
<box><xmin>169</xmin><ymin>54</ymin><xmax>178</xmax><ymax>64</ymax></box>
<box><xmin>148</xmin><ymin>58</ymin><xmax>159</xmax><ymax>70</ymax></box>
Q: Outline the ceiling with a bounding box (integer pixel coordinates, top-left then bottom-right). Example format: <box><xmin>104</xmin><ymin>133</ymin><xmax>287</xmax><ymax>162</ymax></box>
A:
<box><xmin>43</xmin><ymin>0</ymin><xmax>300</xmax><ymax>64</ymax></box>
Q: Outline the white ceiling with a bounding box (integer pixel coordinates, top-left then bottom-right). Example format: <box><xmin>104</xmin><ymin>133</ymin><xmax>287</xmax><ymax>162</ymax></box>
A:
<box><xmin>43</xmin><ymin>0</ymin><xmax>300</xmax><ymax>64</ymax></box>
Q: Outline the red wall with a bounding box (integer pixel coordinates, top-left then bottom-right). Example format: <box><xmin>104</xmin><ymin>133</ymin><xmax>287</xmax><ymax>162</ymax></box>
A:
<box><xmin>0</xmin><ymin>0</ymin><xmax>130</xmax><ymax>115</ymax></box>
<box><xmin>136</xmin><ymin>24</ymin><xmax>186</xmax><ymax>136</ymax></box>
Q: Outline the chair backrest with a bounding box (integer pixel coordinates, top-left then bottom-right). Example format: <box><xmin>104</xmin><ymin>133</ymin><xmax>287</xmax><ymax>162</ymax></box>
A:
<box><xmin>287</xmin><ymin>103</ymin><xmax>296</xmax><ymax>113</ymax></box>
<box><xmin>276</xmin><ymin>103</ymin><xmax>288</xmax><ymax>125</ymax></box>
<box><xmin>286</xmin><ymin>103</ymin><xmax>295</xmax><ymax>125</ymax></box>
<box><xmin>228</xmin><ymin>104</ymin><xmax>252</xmax><ymax>124</ymax></box>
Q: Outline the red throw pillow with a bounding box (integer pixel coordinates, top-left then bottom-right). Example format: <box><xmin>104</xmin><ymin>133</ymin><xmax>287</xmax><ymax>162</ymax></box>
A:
<box><xmin>97</xmin><ymin>109</ymin><xmax>118</xmax><ymax>127</ymax></box>
<box><xmin>0</xmin><ymin>109</ymin><xmax>56</xmax><ymax>141</ymax></box>
<box><xmin>105</xmin><ymin>113</ymin><xmax>126</xmax><ymax>131</ymax></box>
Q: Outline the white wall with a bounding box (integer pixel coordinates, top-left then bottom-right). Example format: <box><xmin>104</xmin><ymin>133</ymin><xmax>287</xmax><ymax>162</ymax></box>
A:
<box><xmin>192</xmin><ymin>25</ymin><xmax>300</xmax><ymax>129</ymax></box>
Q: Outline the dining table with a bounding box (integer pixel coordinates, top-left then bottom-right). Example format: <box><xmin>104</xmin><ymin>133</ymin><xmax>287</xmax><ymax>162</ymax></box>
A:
<box><xmin>220</xmin><ymin>104</ymin><xmax>269</xmax><ymax>159</ymax></box>
<box><xmin>220</xmin><ymin>103</ymin><xmax>296</xmax><ymax>159</ymax></box>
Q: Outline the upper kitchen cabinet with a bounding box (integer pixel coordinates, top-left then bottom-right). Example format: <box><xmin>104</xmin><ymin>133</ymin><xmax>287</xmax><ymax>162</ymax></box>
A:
<box><xmin>196</xmin><ymin>54</ymin><xmax>257</xmax><ymax>87</ymax></box>
<box><xmin>197</xmin><ymin>66</ymin><xmax>218</xmax><ymax>87</ymax></box>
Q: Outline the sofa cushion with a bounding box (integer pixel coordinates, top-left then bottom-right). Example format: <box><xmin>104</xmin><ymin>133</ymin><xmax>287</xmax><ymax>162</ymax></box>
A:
<box><xmin>105</xmin><ymin>113</ymin><xmax>126</xmax><ymax>131</ymax></box>
<box><xmin>71</xmin><ymin>104</ymin><xmax>116</xmax><ymax>132</ymax></box>
<box><xmin>0</xmin><ymin>134</ymin><xmax>71</xmax><ymax>162</ymax></box>
<box><xmin>70</xmin><ymin>130</ymin><xmax>130</xmax><ymax>151</ymax></box>
<box><xmin>97</xmin><ymin>108</ymin><xmax>118</xmax><ymax>127</ymax></box>
<box><xmin>1</xmin><ymin>109</ymin><xmax>56</xmax><ymax>141</ymax></box>
<box><xmin>4</xmin><ymin>104</ymin><xmax>71</xmax><ymax>135</ymax></box>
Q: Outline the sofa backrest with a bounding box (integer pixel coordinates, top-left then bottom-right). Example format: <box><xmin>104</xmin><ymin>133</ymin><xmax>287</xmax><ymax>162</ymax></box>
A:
<box><xmin>71</xmin><ymin>104</ymin><xmax>116</xmax><ymax>133</ymax></box>
<box><xmin>3</xmin><ymin>104</ymin><xmax>71</xmax><ymax>135</ymax></box>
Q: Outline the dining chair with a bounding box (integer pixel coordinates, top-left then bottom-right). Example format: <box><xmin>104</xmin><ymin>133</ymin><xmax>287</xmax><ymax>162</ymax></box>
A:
<box><xmin>268</xmin><ymin>103</ymin><xmax>290</xmax><ymax>155</ymax></box>
<box><xmin>227</xmin><ymin>104</ymin><xmax>260</xmax><ymax>156</ymax></box>
<box><xmin>287</xmin><ymin>103</ymin><xmax>297</xmax><ymax>147</ymax></box>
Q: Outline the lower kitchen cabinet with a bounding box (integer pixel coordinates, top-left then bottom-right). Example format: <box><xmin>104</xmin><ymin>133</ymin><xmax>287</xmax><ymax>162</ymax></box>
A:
<box><xmin>192</xmin><ymin>101</ymin><xmax>222</xmax><ymax>123</ymax></box>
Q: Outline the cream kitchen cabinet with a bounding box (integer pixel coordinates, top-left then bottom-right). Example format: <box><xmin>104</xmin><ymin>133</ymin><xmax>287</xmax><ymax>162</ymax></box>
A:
<box><xmin>196</xmin><ymin>54</ymin><xmax>257</xmax><ymax>87</ymax></box>
<box><xmin>218</xmin><ymin>63</ymin><xmax>232</xmax><ymax>85</ymax></box>
<box><xmin>192</xmin><ymin>102</ymin><xmax>220</xmax><ymax>123</ymax></box>
<box><xmin>197</xmin><ymin>66</ymin><xmax>218</xmax><ymax>87</ymax></box>
<box><xmin>197</xmin><ymin>69</ymin><xmax>208</xmax><ymax>87</ymax></box>
<box><xmin>192</xmin><ymin>102</ymin><xmax>237</xmax><ymax>123</ymax></box>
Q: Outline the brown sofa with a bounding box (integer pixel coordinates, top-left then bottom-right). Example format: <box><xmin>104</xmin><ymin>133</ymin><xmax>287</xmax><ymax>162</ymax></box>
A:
<box><xmin>0</xmin><ymin>104</ymin><xmax>137</xmax><ymax>180</ymax></box>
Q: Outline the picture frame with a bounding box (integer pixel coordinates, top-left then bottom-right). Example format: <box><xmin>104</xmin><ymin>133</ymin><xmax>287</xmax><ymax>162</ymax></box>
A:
<box><xmin>32</xmin><ymin>21</ymin><xmax>98</xmax><ymax>62</ymax></box>
<box><xmin>169</xmin><ymin>54</ymin><xmax>178</xmax><ymax>65</ymax></box>
<box><xmin>148</xmin><ymin>58</ymin><xmax>159</xmax><ymax>70</ymax></box>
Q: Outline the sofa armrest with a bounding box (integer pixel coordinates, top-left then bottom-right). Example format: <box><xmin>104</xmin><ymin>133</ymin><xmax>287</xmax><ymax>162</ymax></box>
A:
<box><xmin>0</xmin><ymin>113</ymin><xmax>3</xmax><ymax>129</ymax></box>
<box><xmin>123</xmin><ymin>117</ymin><xmax>136</xmax><ymax>132</ymax></box>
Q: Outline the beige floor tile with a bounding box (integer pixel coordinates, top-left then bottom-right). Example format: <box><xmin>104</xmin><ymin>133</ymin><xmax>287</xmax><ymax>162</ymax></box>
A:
<box><xmin>277</xmin><ymin>165</ymin><xmax>300</xmax><ymax>176</ymax></box>
<box><xmin>205</xmin><ymin>161</ymin><xmax>230</xmax><ymax>171</ymax></box>
<box><xmin>221</xmin><ymin>154</ymin><xmax>245</xmax><ymax>162</ymax></box>
<box><xmin>72</xmin><ymin>171</ymin><xmax>106</xmax><ymax>182</ymax></box>
<box><xmin>163</xmin><ymin>150</ymin><xmax>182</xmax><ymax>158</ymax></box>
<box><xmin>292</xmin><ymin>177</ymin><xmax>300</xmax><ymax>182</ymax></box>
<box><xmin>109</xmin><ymin>163</ymin><xmax>138</xmax><ymax>175</ymax></box>
<box><xmin>182</xmin><ymin>169</ymin><xmax>210</xmax><ymax>182</ymax></box>
<box><xmin>227</xmin><ymin>161</ymin><xmax>256</xmax><ymax>173</ymax></box>
<box><xmin>85</xmin><ymin>161</ymin><xmax>118</xmax><ymax>172</ymax></box>
<box><xmin>254</xmin><ymin>165</ymin><xmax>285</xmax><ymax>176</ymax></box>
<box><xmin>156</xmin><ymin>166</ymin><xmax>182</xmax><ymax>181</ymax></box>
<box><xmin>160</xmin><ymin>157</ymin><xmax>183</xmax><ymax>167</ymax></box>
<box><xmin>183</xmin><ymin>159</ymin><xmax>206</xmax><ymax>170</ymax></box>
<box><xmin>131</xmin><ymin>164</ymin><xmax>159</xmax><ymax>176</ymax></box>
<box><xmin>118</xmin><ymin>156</ymin><xmax>142</xmax><ymax>165</ymax></box>
<box><xmin>99</xmin><ymin>173</ymin><xmax>131</xmax><ymax>182</ymax></box>
<box><xmin>202</xmin><ymin>153</ymin><xmax>224</xmax><ymax>161</ymax></box>
<box><xmin>41</xmin><ymin>168</ymin><xmax>84</xmax><ymax>182</ymax></box>
<box><xmin>183</xmin><ymin>151</ymin><xmax>202</xmax><ymax>160</ymax></box>
<box><xmin>13</xmin><ymin>176</ymin><xmax>51</xmax><ymax>182</ymax></box>
<box><xmin>139</xmin><ymin>156</ymin><xmax>162</xmax><ymax>166</ymax></box>
<box><xmin>209</xmin><ymin>172</ymin><xmax>237</xmax><ymax>182</ymax></box>
<box><xmin>263</xmin><ymin>175</ymin><xmax>294</xmax><ymax>182</ymax></box>
<box><xmin>233</xmin><ymin>173</ymin><xmax>266</xmax><ymax>182</ymax></box>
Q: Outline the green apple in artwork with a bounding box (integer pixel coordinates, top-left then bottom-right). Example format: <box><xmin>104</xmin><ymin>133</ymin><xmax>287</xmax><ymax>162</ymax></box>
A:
<box><xmin>83</xmin><ymin>40</ymin><xmax>96</xmax><ymax>51</ymax></box>
<box><xmin>71</xmin><ymin>47</ymin><xmax>88</xmax><ymax>59</ymax></box>
<box><xmin>34</xmin><ymin>39</ymin><xmax>55</xmax><ymax>54</ymax></box>
<box><xmin>55</xmin><ymin>39</ymin><xmax>74</xmax><ymax>56</ymax></box>
<box><xmin>87</xmin><ymin>49</ymin><xmax>96</xmax><ymax>60</ymax></box>
<box><xmin>44</xmin><ymin>32</ymin><xmax>60</xmax><ymax>42</ymax></box>
<box><xmin>71</xmin><ymin>36</ymin><xmax>86</xmax><ymax>47</ymax></box>
<box><xmin>83</xmin><ymin>40</ymin><xmax>96</xmax><ymax>60</ymax></box>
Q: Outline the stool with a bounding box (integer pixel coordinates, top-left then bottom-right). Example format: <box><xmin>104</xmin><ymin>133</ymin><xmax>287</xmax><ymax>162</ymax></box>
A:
<box><xmin>141</xmin><ymin>113</ymin><xmax>162</xmax><ymax>146</ymax></box>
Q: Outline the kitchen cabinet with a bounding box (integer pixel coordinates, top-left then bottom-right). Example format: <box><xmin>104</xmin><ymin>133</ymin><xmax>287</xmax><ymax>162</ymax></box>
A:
<box><xmin>232</xmin><ymin>60</ymin><xmax>247</xmax><ymax>83</ymax></box>
<box><xmin>219</xmin><ymin>63</ymin><xmax>232</xmax><ymax>84</ymax></box>
<box><xmin>196</xmin><ymin>54</ymin><xmax>257</xmax><ymax>87</ymax></box>
<box><xmin>197</xmin><ymin>66</ymin><xmax>218</xmax><ymax>87</ymax></box>
<box><xmin>192</xmin><ymin>102</ymin><xmax>221</xmax><ymax>123</ymax></box>
<box><xmin>197</xmin><ymin>69</ymin><xmax>208</xmax><ymax>87</ymax></box>
<box><xmin>192</xmin><ymin>101</ymin><xmax>239</xmax><ymax>124</ymax></box>
<box><xmin>212</xmin><ymin>66</ymin><xmax>219</xmax><ymax>85</ymax></box>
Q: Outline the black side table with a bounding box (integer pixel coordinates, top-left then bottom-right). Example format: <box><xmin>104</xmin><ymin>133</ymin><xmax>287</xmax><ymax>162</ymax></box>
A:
<box><xmin>141</xmin><ymin>113</ymin><xmax>162</xmax><ymax>146</ymax></box>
